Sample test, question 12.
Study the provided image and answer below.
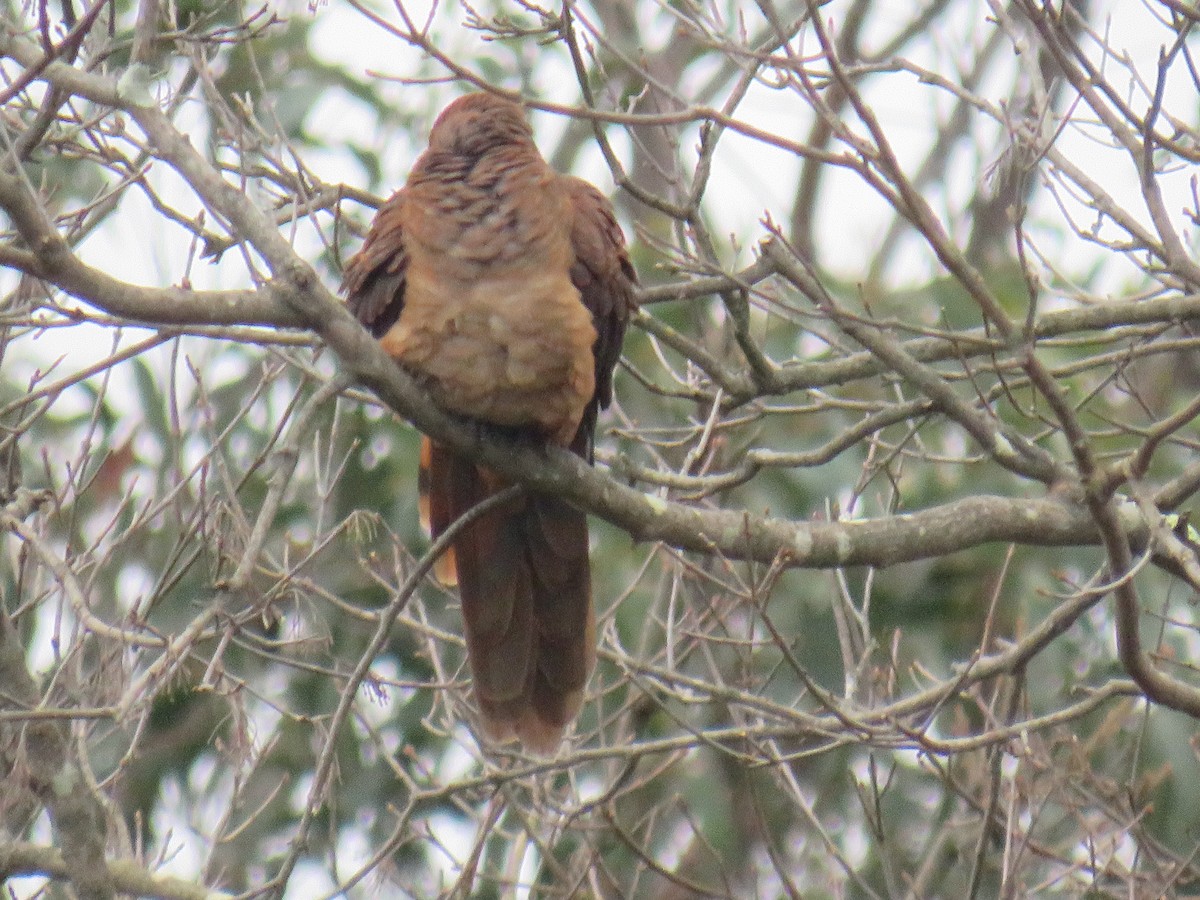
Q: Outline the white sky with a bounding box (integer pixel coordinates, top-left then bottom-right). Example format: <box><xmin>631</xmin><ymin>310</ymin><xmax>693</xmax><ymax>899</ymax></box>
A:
<box><xmin>2</xmin><ymin>1</ymin><xmax>1197</xmax><ymax>895</ymax></box>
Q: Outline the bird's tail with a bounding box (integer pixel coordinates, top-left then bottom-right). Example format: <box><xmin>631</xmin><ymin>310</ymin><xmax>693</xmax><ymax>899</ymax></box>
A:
<box><xmin>420</xmin><ymin>437</ymin><xmax>594</xmax><ymax>753</ymax></box>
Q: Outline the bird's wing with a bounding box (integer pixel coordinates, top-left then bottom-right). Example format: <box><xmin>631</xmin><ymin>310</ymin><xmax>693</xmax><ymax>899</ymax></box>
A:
<box><xmin>342</xmin><ymin>190</ymin><xmax>459</xmax><ymax>581</ymax></box>
<box><xmin>341</xmin><ymin>190</ymin><xmax>409</xmax><ymax>339</ymax></box>
<box><xmin>564</xmin><ymin>176</ymin><xmax>638</xmax><ymax>459</ymax></box>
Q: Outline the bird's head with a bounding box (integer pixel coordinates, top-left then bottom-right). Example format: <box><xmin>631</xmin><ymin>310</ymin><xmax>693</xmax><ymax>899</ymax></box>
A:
<box><xmin>426</xmin><ymin>92</ymin><xmax>534</xmax><ymax>158</ymax></box>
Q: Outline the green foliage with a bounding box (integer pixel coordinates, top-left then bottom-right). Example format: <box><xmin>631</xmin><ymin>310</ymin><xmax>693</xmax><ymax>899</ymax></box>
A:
<box><xmin>5</xmin><ymin>1</ymin><xmax>1200</xmax><ymax>897</ymax></box>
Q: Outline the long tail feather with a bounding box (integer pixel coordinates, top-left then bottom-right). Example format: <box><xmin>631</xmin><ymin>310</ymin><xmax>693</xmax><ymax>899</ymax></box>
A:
<box><xmin>421</xmin><ymin>437</ymin><xmax>593</xmax><ymax>753</ymax></box>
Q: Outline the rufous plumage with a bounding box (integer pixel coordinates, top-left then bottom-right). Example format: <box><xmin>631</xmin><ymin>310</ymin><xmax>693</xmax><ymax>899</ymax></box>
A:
<box><xmin>341</xmin><ymin>92</ymin><xmax>636</xmax><ymax>753</ymax></box>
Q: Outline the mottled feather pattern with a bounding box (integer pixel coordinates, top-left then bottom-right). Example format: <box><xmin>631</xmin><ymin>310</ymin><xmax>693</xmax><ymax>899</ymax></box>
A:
<box><xmin>340</xmin><ymin>93</ymin><xmax>636</xmax><ymax>753</ymax></box>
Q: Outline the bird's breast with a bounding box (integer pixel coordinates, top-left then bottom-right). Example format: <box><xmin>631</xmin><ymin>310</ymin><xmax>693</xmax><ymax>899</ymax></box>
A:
<box><xmin>379</xmin><ymin>251</ymin><xmax>598</xmax><ymax>445</ymax></box>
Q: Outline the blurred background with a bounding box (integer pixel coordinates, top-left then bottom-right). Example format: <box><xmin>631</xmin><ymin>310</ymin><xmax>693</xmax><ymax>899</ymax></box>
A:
<box><xmin>3</xmin><ymin>1</ymin><xmax>1200</xmax><ymax>897</ymax></box>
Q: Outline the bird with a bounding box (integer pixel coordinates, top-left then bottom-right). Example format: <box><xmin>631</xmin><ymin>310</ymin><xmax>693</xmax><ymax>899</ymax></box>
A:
<box><xmin>340</xmin><ymin>92</ymin><xmax>637</xmax><ymax>753</ymax></box>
